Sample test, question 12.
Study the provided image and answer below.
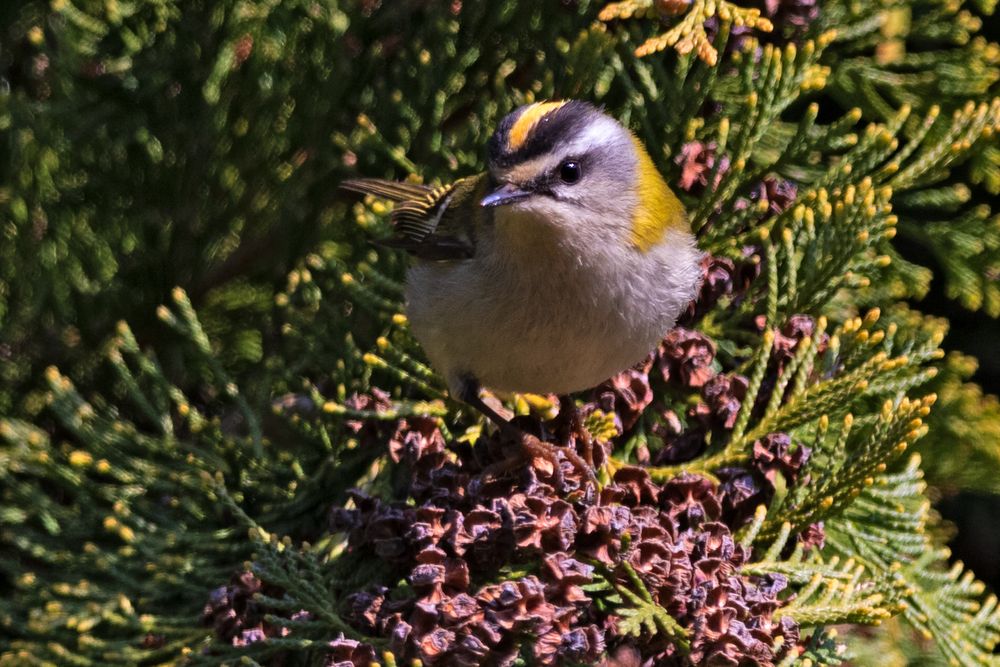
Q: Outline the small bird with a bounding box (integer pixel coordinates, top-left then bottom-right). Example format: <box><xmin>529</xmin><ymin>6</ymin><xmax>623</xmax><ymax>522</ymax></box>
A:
<box><xmin>343</xmin><ymin>100</ymin><xmax>702</xmax><ymax>475</ymax></box>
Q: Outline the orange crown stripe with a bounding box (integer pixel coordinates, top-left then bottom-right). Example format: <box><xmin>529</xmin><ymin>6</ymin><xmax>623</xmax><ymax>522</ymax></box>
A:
<box><xmin>507</xmin><ymin>101</ymin><xmax>568</xmax><ymax>151</ymax></box>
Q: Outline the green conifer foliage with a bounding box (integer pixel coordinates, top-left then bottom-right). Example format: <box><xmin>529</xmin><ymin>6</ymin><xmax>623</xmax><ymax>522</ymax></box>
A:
<box><xmin>1</xmin><ymin>0</ymin><xmax>999</xmax><ymax>665</ymax></box>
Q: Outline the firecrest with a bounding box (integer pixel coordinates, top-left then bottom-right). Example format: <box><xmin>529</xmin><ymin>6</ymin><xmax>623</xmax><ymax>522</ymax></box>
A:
<box><xmin>343</xmin><ymin>100</ymin><xmax>702</xmax><ymax>447</ymax></box>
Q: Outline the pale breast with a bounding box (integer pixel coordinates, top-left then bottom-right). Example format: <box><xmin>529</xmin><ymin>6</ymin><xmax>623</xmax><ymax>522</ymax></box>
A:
<box><xmin>405</xmin><ymin>228</ymin><xmax>701</xmax><ymax>396</ymax></box>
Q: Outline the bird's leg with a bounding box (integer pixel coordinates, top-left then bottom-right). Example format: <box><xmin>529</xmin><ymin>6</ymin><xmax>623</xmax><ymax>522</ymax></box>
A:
<box><xmin>559</xmin><ymin>396</ymin><xmax>594</xmax><ymax>468</ymax></box>
<box><xmin>457</xmin><ymin>377</ymin><xmax>594</xmax><ymax>486</ymax></box>
<box><xmin>457</xmin><ymin>377</ymin><xmax>564</xmax><ymax>487</ymax></box>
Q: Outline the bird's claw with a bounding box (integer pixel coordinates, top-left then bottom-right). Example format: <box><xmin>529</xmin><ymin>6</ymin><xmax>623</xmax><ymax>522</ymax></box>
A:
<box><xmin>480</xmin><ymin>430</ymin><xmax>596</xmax><ymax>491</ymax></box>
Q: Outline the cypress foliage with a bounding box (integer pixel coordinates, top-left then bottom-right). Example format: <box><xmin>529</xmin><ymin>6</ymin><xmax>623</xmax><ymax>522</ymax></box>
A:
<box><xmin>1</xmin><ymin>0</ymin><xmax>999</xmax><ymax>664</ymax></box>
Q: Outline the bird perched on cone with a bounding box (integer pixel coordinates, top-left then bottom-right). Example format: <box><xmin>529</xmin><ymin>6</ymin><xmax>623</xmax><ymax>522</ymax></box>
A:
<box><xmin>342</xmin><ymin>100</ymin><xmax>702</xmax><ymax>474</ymax></box>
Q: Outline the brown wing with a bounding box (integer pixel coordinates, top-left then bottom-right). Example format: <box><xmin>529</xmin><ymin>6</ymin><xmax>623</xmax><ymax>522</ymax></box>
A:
<box><xmin>340</xmin><ymin>175</ymin><xmax>486</xmax><ymax>261</ymax></box>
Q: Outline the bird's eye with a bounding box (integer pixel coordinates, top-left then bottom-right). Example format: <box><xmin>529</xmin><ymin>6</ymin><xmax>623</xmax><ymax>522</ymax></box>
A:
<box><xmin>559</xmin><ymin>161</ymin><xmax>582</xmax><ymax>184</ymax></box>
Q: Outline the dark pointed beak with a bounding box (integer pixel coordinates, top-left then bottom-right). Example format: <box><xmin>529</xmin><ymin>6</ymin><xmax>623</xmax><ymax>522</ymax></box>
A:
<box><xmin>480</xmin><ymin>182</ymin><xmax>531</xmax><ymax>208</ymax></box>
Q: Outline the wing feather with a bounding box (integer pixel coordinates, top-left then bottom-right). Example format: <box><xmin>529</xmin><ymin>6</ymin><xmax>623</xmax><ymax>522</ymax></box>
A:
<box><xmin>339</xmin><ymin>178</ymin><xmax>434</xmax><ymax>202</ymax></box>
<box><xmin>340</xmin><ymin>175</ymin><xmax>483</xmax><ymax>261</ymax></box>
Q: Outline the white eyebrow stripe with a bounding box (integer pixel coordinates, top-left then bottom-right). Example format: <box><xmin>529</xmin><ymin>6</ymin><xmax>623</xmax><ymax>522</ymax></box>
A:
<box><xmin>548</xmin><ymin>116</ymin><xmax>616</xmax><ymax>157</ymax></box>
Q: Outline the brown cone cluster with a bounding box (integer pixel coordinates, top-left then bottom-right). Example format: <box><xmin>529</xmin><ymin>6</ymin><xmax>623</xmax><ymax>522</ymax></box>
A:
<box><xmin>204</xmin><ymin>357</ymin><xmax>820</xmax><ymax>667</ymax></box>
<box><xmin>323</xmin><ymin>421</ymin><xmax>801</xmax><ymax>667</ymax></box>
<box><xmin>202</xmin><ymin>571</ymin><xmax>288</xmax><ymax>648</ymax></box>
<box><xmin>761</xmin><ymin>0</ymin><xmax>820</xmax><ymax>37</ymax></box>
<box><xmin>718</xmin><ymin>432</ymin><xmax>812</xmax><ymax>526</ymax></box>
<box><xmin>674</xmin><ymin>141</ymin><xmax>730</xmax><ymax>194</ymax></box>
<box><xmin>679</xmin><ymin>252</ymin><xmax>763</xmax><ymax>325</ymax></box>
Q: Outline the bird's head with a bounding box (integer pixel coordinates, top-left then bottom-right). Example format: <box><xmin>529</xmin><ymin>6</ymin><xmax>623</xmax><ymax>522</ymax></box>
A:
<box><xmin>483</xmin><ymin>100</ymin><xmax>688</xmax><ymax>252</ymax></box>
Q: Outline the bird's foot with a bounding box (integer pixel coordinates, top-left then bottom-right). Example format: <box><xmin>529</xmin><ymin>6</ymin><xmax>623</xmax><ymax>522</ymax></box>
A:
<box><xmin>457</xmin><ymin>376</ymin><xmax>596</xmax><ymax>490</ymax></box>
<box><xmin>481</xmin><ymin>428</ymin><xmax>596</xmax><ymax>491</ymax></box>
<box><xmin>554</xmin><ymin>395</ymin><xmax>597</xmax><ymax>471</ymax></box>
<box><xmin>480</xmin><ymin>430</ymin><xmax>563</xmax><ymax>489</ymax></box>
<box><xmin>552</xmin><ymin>439</ymin><xmax>598</xmax><ymax>487</ymax></box>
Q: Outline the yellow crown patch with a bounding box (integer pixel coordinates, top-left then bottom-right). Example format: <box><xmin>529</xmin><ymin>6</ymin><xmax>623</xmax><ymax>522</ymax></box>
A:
<box><xmin>507</xmin><ymin>101</ymin><xmax>568</xmax><ymax>151</ymax></box>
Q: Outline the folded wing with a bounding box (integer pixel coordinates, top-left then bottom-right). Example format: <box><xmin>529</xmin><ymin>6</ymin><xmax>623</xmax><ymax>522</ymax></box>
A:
<box><xmin>340</xmin><ymin>177</ymin><xmax>480</xmax><ymax>261</ymax></box>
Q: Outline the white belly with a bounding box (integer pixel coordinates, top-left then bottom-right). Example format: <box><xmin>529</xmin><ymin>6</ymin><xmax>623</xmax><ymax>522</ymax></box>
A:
<box><xmin>405</xmin><ymin>229</ymin><xmax>701</xmax><ymax>396</ymax></box>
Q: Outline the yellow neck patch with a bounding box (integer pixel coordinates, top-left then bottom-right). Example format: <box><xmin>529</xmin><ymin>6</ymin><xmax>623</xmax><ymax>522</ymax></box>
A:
<box><xmin>629</xmin><ymin>134</ymin><xmax>687</xmax><ymax>252</ymax></box>
<box><xmin>507</xmin><ymin>101</ymin><xmax>568</xmax><ymax>151</ymax></box>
